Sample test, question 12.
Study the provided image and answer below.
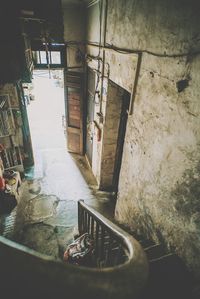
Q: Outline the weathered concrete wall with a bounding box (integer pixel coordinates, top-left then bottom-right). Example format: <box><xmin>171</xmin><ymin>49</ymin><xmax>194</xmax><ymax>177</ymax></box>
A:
<box><xmin>85</xmin><ymin>48</ymin><xmax>138</xmax><ymax>188</ymax></box>
<box><xmin>62</xmin><ymin>3</ymin><xmax>86</xmax><ymax>68</ymax></box>
<box><xmin>86</xmin><ymin>58</ymin><xmax>103</xmax><ymax>183</ymax></box>
<box><xmin>106</xmin><ymin>0</ymin><xmax>200</xmax><ymax>55</ymax></box>
<box><xmin>105</xmin><ymin>51</ymin><xmax>138</xmax><ymax>93</ymax></box>
<box><xmin>86</xmin><ymin>0</ymin><xmax>200</xmax><ymax>278</ymax></box>
<box><xmin>85</xmin><ymin>1</ymin><xmax>138</xmax><ymax>190</ymax></box>
<box><xmin>87</xmin><ymin>1</ymin><xmax>101</xmax><ymax>44</ymax></box>
<box><xmin>109</xmin><ymin>0</ymin><xmax>200</xmax><ymax>278</ymax></box>
<box><xmin>116</xmin><ymin>53</ymin><xmax>200</xmax><ymax>277</ymax></box>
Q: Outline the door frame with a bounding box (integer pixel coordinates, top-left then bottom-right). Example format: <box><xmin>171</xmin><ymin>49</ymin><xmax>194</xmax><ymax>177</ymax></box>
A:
<box><xmin>85</xmin><ymin>67</ymin><xmax>96</xmax><ymax>166</ymax></box>
<box><xmin>112</xmin><ymin>90</ymin><xmax>130</xmax><ymax>192</ymax></box>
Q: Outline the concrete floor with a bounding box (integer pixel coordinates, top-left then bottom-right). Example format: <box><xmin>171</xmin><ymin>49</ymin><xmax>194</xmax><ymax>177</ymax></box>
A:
<box><xmin>0</xmin><ymin>71</ymin><xmax>115</xmax><ymax>260</ymax></box>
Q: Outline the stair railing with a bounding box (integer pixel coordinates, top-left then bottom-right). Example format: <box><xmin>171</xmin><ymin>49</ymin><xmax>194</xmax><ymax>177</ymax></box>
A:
<box><xmin>0</xmin><ymin>200</ymin><xmax>149</xmax><ymax>299</ymax></box>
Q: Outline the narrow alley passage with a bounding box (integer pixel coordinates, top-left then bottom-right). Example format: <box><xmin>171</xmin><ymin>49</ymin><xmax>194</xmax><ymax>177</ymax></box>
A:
<box><xmin>0</xmin><ymin>71</ymin><xmax>115</xmax><ymax>259</ymax></box>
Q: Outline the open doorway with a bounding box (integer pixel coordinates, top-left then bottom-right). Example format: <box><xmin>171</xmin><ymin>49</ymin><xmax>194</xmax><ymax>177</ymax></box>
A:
<box><xmin>25</xmin><ymin>69</ymin><xmax>66</xmax><ymax>177</ymax></box>
<box><xmin>0</xmin><ymin>70</ymin><xmax>115</xmax><ymax>258</ymax></box>
<box><xmin>100</xmin><ymin>80</ymin><xmax>130</xmax><ymax>193</ymax></box>
<box><xmin>112</xmin><ymin>89</ymin><xmax>130</xmax><ymax>192</ymax></box>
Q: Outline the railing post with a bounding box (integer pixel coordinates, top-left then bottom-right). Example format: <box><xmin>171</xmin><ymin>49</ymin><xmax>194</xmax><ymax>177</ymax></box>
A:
<box><xmin>77</xmin><ymin>198</ymin><xmax>149</xmax><ymax>296</ymax></box>
<box><xmin>95</xmin><ymin>222</ymin><xmax>100</xmax><ymax>260</ymax></box>
<box><xmin>78</xmin><ymin>200</ymin><xmax>84</xmax><ymax>235</ymax></box>
<box><xmin>106</xmin><ymin>235</ymin><xmax>113</xmax><ymax>267</ymax></box>
<box><xmin>100</xmin><ymin>227</ymin><xmax>105</xmax><ymax>263</ymax></box>
<box><xmin>91</xmin><ymin>218</ymin><xmax>94</xmax><ymax>238</ymax></box>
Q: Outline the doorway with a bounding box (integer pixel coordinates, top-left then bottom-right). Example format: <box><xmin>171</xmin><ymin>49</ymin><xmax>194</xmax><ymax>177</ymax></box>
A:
<box><xmin>112</xmin><ymin>90</ymin><xmax>130</xmax><ymax>192</ymax></box>
<box><xmin>100</xmin><ymin>81</ymin><xmax>130</xmax><ymax>193</ymax></box>
<box><xmin>0</xmin><ymin>69</ymin><xmax>115</xmax><ymax>258</ymax></box>
<box><xmin>26</xmin><ymin>69</ymin><xmax>65</xmax><ymax>176</ymax></box>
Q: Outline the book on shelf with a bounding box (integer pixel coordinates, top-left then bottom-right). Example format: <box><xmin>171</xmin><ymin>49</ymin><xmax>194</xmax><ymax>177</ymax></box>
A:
<box><xmin>0</xmin><ymin>94</ymin><xmax>15</xmax><ymax>137</ymax></box>
<box><xmin>0</xmin><ymin>95</ymin><xmax>9</xmax><ymax>109</ymax></box>
<box><xmin>0</xmin><ymin>146</ymin><xmax>22</xmax><ymax>169</ymax></box>
<box><xmin>0</xmin><ymin>114</ymin><xmax>4</xmax><ymax>136</ymax></box>
<box><xmin>0</xmin><ymin>110</ymin><xmax>11</xmax><ymax>136</ymax></box>
<box><xmin>0</xmin><ymin>149</ymin><xmax>10</xmax><ymax>169</ymax></box>
<box><xmin>0</xmin><ymin>94</ymin><xmax>23</xmax><ymax>171</ymax></box>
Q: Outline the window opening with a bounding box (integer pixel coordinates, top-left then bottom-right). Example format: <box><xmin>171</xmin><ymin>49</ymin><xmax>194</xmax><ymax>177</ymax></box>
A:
<box><xmin>34</xmin><ymin>50</ymin><xmax>61</xmax><ymax>65</ymax></box>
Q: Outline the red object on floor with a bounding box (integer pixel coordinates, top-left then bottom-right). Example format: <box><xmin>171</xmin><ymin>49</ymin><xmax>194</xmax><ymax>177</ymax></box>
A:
<box><xmin>0</xmin><ymin>177</ymin><xmax>5</xmax><ymax>190</ymax></box>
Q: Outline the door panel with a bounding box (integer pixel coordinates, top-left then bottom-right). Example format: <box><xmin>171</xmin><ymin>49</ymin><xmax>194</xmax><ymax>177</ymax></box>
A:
<box><xmin>65</xmin><ymin>71</ymin><xmax>83</xmax><ymax>154</ymax></box>
<box><xmin>67</xmin><ymin>129</ymin><xmax>80</xmax><ymax>154</ymax></box>
<box><xmin>68</xmin><ymin>88</ymin><xmax>81</xmax><ymax>128</ymax></box>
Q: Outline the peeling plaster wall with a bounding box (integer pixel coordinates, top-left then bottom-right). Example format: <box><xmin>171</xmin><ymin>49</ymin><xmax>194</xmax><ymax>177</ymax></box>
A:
<box><xmin>63</xmin><ymin>3</ymin><xmax>86</xmax><ymax>68</ymax></box>
<box><xmin>116</xmin><ymin>53</ymin><xmax>200</xmax><ymax>277</ymax></box>
<box><xmin>86</xmin><ymin>50</ymin><xmax>137</xmax><ymax>189</ymax></box>
<box><xmin>86</xmin><ymin>2</ymin><xmax>138</xmax><ymax>189</ymax></box>
<box><xmin>87</xmin><ymin>1</ymin><xmax>101</xmax><ymax>43</ymax></box>
<box><xmin>86</xmin><ymin>1</ymin><xmax>105</xmax><ymax>187</ymax></box>
<box><xmin>106</xmin><ymin>0</ymin><xmax>200</xmax><ymax>55</ymax></box>
<box><xmin>105</xmin><ymin>51</ymin><xmax>138</xmax><ymax>93</ymax></box>
<box><xmin>86</xmin><ymin>58</ymin><xmax>103</xmax><ymax>183</ymax></box>
<box><xmin>109</xmin><ymin>0</ymin><xmax>200</xmax><ymax>278</ymax></box>
<box><xmin>86</xmin><ymin>0</ymin><xmax>200</xmax><ymax>278</ymax></box>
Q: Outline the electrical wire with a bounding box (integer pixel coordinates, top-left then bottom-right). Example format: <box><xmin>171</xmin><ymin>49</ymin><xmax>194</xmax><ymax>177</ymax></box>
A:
<box><xmin>103</xmin><ymin>42</ymin><xmax>200</xmax><ymax>58</ymax></box>
<box><xmin>71</xmin><ymin>40</ymin><xmax>200</xmax><ymax>59</ymax></box>
<box><xmin>65</xmin><ymin>40</ymin><xmax>200</xmax><ymax>58</ymax></box>
<box><xmin>98</xmin><ymin>0</ymin><xmax>103</xmax><ymax>57</ymax></box>
<box><xmin>90</xmin><ymin>0</ymin><xmax>103</xmax><ymax>105</ymax></box>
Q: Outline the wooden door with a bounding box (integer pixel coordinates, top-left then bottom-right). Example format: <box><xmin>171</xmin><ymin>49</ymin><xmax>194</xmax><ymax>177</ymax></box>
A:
<box><xmin>65</xmin><ymin>71</ymin><xmax>83</xmax><ymax>154</ymax></box>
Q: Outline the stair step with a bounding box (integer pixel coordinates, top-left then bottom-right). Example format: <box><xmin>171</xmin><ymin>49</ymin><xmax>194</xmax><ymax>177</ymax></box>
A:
<box><xmin>144</xmin><ymin>243</ymin><xmax>166</xmax><ymax>260</ymax></box>
<box><xmin>143</xmin><ymin>254</ymin><xmax>193</xmax><ymax>299</ymax></box>
<box><xmin>138</xmin><ymin>238</ymin><xmax>155</xmax><ymax>248</ymax></box>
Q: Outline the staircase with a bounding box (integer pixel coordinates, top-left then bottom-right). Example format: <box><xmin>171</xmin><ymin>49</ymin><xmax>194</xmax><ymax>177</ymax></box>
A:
<box><xmin>0</xmin><ymin>198</ymin><xmax>197</xmax><ymax>299</ymax></box>
<box><xmin>78</xmin><ymin>200</ymin><xmax>195</xmax><ymax>299</ymax></box>
<box><xmin>0</xmin><ymin>199</ymin><xmax>149</xmax><ymax>299</ymax></box>
<box><xmin>132</xmin><ymin>232</ymin><xmax>194</xmax><ymax>299</ymax></box>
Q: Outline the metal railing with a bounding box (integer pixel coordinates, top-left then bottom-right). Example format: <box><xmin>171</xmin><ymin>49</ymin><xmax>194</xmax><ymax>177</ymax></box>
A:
<box><xmin>78</xmin><ymin>200</ymin><xmax>142</xmax><ymax>268</ymax></box>
<box><xmin>0</xmin><ymin>200</ymin><xmax>149</xmax><ymax>299</ymax></box>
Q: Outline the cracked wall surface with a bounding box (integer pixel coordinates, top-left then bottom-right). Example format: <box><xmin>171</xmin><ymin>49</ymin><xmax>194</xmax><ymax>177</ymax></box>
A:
<box><xmin>110</xmin><ymin>1</ymin><xmax>200</xmax><ymax>279</ymax></box>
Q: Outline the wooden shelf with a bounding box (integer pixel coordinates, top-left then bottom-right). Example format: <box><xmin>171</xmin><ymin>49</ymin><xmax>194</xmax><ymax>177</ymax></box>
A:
<box><xmin>0</xmin><ymin>134</ymin><xmax>12</xmax><ymax>138</ymax></box>
<box><xmin>0</xmin><ymin>94</ymin><xmax>24</xmax><ymax>172</ymax></box>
